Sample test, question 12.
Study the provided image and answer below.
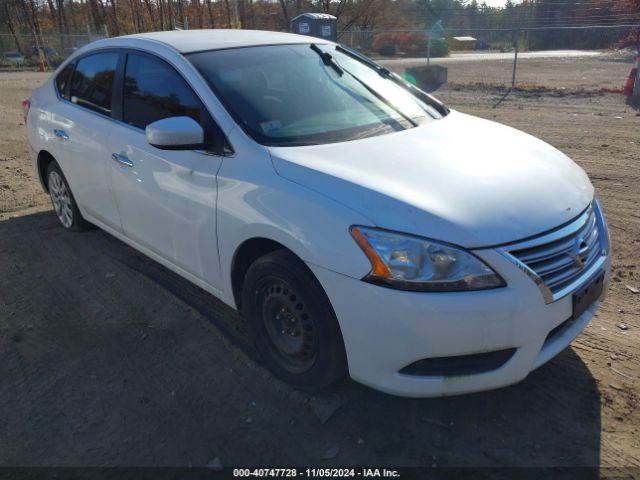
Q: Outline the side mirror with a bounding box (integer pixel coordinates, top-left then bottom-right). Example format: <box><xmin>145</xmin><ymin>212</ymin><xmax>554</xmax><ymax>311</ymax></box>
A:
<box><xmin>146</xmin><ymin>116</ymin><xmax>204</xmax><ymax>150</ymax></box>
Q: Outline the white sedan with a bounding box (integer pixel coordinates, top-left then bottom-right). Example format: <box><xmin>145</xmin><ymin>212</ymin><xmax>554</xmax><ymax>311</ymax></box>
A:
<box><xmin>25</xmin><ymin>30</ymin><xmax>611</xmax><ymax>397</ymax></box>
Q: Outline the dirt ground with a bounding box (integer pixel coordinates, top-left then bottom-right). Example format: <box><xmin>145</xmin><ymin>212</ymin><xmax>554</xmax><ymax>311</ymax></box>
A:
<box><xmin>0</xmin><ymin>53</ymin><xmax>639</xmax><ymax>475</ymax></box>
<box><xmin>381</xmin><ymin>50</ymin><xmax>632</xmax><ymax>90</ymax></box>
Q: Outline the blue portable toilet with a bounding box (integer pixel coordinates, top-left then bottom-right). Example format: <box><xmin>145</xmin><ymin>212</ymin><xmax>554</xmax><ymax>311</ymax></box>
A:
<box><xmin>291</xmin><ymin>13</ymin><xmax>337</xmax><ymax>42</ymax></box>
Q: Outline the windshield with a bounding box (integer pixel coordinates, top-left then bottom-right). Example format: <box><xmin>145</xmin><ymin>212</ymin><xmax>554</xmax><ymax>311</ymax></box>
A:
<box><xmin>188</xmin><ymin>44</ymin><xmax>445</xmax><ymax>146</ymax></box>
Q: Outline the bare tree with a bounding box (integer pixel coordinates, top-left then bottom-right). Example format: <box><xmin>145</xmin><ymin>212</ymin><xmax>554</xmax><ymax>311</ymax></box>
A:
<box><xmin>67</xmin><ymin>0</ymin><xmax>79</xmax><ymax>31</ymax></box>
<box><xmin>57</xmin><ymin>0</ymin><xmax>69</xmax><ymax>35</ymax></box>
<box><xmin>111</xmin><ymin>0</ymin><xmax>121</xmax><ymax>35</ymax></box>
<box><xmin>2</xmin><ymin>0</ymin><xmax>24</xmax><ymax>53</ymax></box>
<box><xmin>278</xmin><ymin>0</ymin><xmax>289</xmax><ymax>27</ymax></box>
<box><xmin>192</xmin><ymin>0</ymin><xmax>203</xmax><ymax>28</ymax></box>
<box><xmin>158</xmin><ymin>0</ymin><xmax>166</xmax><ymax>30</ymax></box>
<box><xmin>46</xmin><ymin>0</ymin><xmax>60</xmax><ymax>36</ymax></box>
<box><xmin>205</xmin><ymin>0</ymin><xmax>215</xmax><ymax>28</ymax></box>
<box><xmin>223</xmin><ymin>0</ymin><xmax>232</xmax><ymax>27</ymax></box>
<box><xmin>141</xmin><ymin>0</ymin><xmax>159</xmax><ymax>30</ymax></box>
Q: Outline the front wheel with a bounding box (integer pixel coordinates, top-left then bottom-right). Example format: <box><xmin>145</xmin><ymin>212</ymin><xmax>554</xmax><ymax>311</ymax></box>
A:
<box><xmin>242</xmin><ymin>250</ymin><xmax>347</xmax><ymax>390</ymax></box>
<box><xmin>47</xmin><ymin>161</ymin><xmax>89</xmax><ymax>231</ymax></box>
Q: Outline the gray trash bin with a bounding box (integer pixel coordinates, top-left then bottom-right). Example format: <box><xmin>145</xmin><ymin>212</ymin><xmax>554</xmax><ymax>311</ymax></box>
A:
<box><xmin>291</xmin><ymin>13</ymin><xmax>337</xmax><ymax>42</ymax></box>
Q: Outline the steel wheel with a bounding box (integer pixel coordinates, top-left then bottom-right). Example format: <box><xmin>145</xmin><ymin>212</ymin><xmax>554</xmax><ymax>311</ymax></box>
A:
<box><xmin>48</xmin><ymin>170</ymin><xmax>74</xmax><ymax>228</ymax></box>
<box><xmin>260</xmin><ymin>277</ymin><xmax>317</xmax><ymax>373</ymax></box>
<box><xmin>242</xmin><ymin>249</ymin><xmax>347</xmax><ymax>389</ymax></box>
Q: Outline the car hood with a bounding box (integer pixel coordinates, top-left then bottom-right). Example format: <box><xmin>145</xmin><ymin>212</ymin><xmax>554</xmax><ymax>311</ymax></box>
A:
<box><xmin>269</xmin><ymin>110</ymin><xmax>593</xmax><ymax>248</ymax></box>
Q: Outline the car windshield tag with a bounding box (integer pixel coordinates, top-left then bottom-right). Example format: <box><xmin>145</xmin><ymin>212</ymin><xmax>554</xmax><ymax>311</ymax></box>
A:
<box><xmin>260</xmin><ymin>120</ymin><xmax>282</xmax><ymax>134</ymax></box>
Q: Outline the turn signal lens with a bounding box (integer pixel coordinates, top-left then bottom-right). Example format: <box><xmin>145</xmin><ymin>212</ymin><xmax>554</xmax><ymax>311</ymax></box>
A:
<box><xmin>351</xmin><ymin>226</ymin><xmax>392</xmax><ymax>279</ymax></box>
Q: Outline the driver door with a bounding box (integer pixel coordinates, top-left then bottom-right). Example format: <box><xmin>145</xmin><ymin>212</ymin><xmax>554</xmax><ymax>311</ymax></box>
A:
<box><xmin>107</xmin><ymin>51</ymin><xmax>225</xmax><ymax>289</ymax></box>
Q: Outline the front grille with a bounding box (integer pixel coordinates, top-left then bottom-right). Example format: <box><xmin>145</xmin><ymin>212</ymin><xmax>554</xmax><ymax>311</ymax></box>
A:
<box><xmin>508</xmin><ymin>205</ymin><xmax>604</xmax><ymax>295</ymax></box>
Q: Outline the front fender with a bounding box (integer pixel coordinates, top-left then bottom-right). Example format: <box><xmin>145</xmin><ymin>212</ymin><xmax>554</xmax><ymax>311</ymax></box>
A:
<box><xmin>215</xmin><ymin>133</ymin><xmax>373</xmax><ymax>308</ymax></box>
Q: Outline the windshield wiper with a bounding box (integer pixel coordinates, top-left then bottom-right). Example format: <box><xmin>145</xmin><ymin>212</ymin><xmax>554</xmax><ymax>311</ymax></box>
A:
<box><xmin>335</xmin><ymin>45</ymin><xmax>449</xmax><ymax>117</ymax></box>
<box><xmin>311</xmin><ymin>43</ymin><xmax>417</xmax><ymax>128</ymax></box>
<box><xmin>340</xmin><ymin>67</ymin><xmax>418</xmax><ymax>128</ymax></box>
<box><xmin>310</xmin><ymin>44</ymin><xmax>343</xmax><ymax>76</ymax></box>
<box><xmin>336</xmin><ymin>45</ymin><xmax>392</xmax><ymax>78</ymax></box>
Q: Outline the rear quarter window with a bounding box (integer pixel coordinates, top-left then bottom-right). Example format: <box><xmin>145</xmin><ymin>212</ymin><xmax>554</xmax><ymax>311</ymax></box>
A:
<box><xmin>55</xmin><ymin>62</ymin><xmax>74</xmax><ymax>100</ymax></box>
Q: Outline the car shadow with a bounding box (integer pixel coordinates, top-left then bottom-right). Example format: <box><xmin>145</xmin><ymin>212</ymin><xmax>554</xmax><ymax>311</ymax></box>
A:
<box><xmin>0</xmin><ymin>211</ymin><xmax>601</xmax><ymax>473</ymax></box>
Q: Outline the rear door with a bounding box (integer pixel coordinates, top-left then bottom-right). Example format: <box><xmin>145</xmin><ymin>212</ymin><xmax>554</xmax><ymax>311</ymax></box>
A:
<box><xmin>106</xmin><ymin>51</ymin><xmax>224</xmax><ymax>288</ymax></box>
<box><xmin>48</xmin><ymin>51</ymin><xmax>123</xmax><ymax>230</ymax></box>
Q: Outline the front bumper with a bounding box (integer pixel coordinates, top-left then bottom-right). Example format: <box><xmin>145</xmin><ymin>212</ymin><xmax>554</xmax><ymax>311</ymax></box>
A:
<box><xmin>308</xmin><ymin>247</ymin><xmax>611</xmax><ymax>398</ymax></box>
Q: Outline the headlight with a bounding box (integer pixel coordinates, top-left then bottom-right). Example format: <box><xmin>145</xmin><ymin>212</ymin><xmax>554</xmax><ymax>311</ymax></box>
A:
<box><xmin>350</xmin><ymin>226</ymin><xmax>506</xmax><ymax>292</ymax></box>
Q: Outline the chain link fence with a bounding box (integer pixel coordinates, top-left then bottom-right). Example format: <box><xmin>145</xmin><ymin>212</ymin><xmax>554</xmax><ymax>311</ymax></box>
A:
<box><xmin>0</xmin><ymin>33</ymin><xmax>107</xmax><ymax>69</ymax></box>
<box><xmin>2</xmin><ymin>26</ymin><xmax>635</xmax><ymax>100</ymax></box>
<box><xmin>338</xmin><ymin>27</ymin><xmax>636</xmax><ymax>95</ymax></box>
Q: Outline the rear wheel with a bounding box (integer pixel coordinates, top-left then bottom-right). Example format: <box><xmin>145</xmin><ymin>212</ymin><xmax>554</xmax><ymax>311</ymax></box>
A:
<box><xmin>242</xmin><ymin>250</ymin><xmax>347</xmax><ymax>390</ymax></box>
<box><xmin>47</xmin><ymin>161</ymin><xmax>89</xmax><ymax>231</ymax></box>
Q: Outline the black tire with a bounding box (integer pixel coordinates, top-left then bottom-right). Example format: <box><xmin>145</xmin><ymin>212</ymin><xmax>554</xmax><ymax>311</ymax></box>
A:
<box><xmin>242</xmin><ymin>249</ymin><xmax>348</xmax><ymax>390</ymax></box>
<box><xmin>46</xmin><ymin>160</ymin><xmax>89</xmax><ymax>231</ymax></box>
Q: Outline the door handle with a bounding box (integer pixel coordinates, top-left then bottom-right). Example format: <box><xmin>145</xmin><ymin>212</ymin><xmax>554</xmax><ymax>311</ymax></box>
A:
<box><xmin>111</xmin><ymin>153</ymin><xmax>134</xmax><ymax>168</ymax></box>
<box><xmin>53</xmin><ymin>129</ymin><xmax>69</xmax><ymax>140</ymax></box>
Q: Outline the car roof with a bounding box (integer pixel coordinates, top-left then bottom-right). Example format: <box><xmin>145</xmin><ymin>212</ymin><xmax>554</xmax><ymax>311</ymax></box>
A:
<box><xmin>120</xmin><ymin>29</ymin><xmax>331</xmax><ymax>54</ymax></box>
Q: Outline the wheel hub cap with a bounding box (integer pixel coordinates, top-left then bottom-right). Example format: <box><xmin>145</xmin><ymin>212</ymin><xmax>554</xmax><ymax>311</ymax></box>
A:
<box><xmin>48</xmin><ymin>171</ymin><xmax>73</xmax><ymax>228</ymax></box>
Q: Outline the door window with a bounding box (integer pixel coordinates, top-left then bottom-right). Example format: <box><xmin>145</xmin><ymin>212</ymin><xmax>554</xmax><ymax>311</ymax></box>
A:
<box><xmin>69</xmin><ymin>52</ymin><xmax>119</xmax><ymax>116</ymax></box>
<box><xmin>123</xmin><ymin>53</ymin><xmax>204</xmax><ymax>130</ymax></box>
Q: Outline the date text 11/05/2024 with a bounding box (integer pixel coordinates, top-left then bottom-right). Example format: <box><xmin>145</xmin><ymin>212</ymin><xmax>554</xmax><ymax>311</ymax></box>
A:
<box><xmin>232</xmin><ymin>468</ymin><xmax>401</xmax><ymax>478</ymax></box>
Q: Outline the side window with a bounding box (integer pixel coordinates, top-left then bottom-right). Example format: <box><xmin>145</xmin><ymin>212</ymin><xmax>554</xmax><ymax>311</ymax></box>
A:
<box><xmin>70</xmin><ymin>52</ymin><xmax>119</xmax><ymax>116</ymax></box>
<box><xmin>55</xmin><ymin>62</ymin><xmax>74</xmax><ymax>99</ymax></box>
<box><xmin>123</xmin><ymin>53</ymin><xmax>204</xmax><ymax>130</ymax></box>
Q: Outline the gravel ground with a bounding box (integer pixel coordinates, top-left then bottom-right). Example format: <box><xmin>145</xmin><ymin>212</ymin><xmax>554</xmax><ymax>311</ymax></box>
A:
<box><xmin>0</xmin><ymin>53</ymin><xmax>639</xmax><ymax>475</ymax></box>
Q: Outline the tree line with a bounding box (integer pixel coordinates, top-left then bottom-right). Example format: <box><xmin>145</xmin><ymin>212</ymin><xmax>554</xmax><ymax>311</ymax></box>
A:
<box><xmin>1</xmin><ymin>0</ymin><xmax>638</xmax><ymax>54</ymax></box>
